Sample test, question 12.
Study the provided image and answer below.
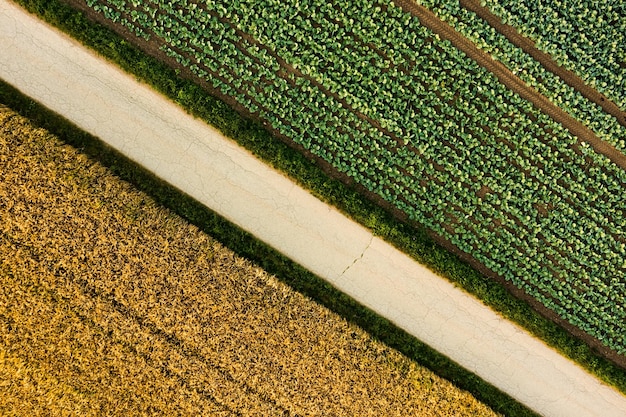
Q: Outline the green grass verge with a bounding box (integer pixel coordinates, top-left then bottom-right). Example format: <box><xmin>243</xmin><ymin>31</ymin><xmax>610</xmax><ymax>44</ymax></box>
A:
<box><xmin>6</xmin><ymin>0</ymin><xmax>626</xmax><ymax>403</ymax></box>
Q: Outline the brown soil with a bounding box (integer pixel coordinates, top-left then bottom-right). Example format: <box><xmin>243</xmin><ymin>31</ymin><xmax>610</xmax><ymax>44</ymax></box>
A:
<box><xmin>476</xmin><ymin>185</ymin><xmax>492</xmax><ymax>199</ymax></box>
<box><xmin>394</xmin><ymin>0</ymin><xmax>626</xmax><ymax>170</ymax></box>
<box><xmin>0</xmin><ymin>106</ymin><xmax>501</xmax><ymax>416</ymax></box>
<box><xmin>460</xmin><ymin>0</ymin><xmax>626</xmax><ymax>125</ymax></box>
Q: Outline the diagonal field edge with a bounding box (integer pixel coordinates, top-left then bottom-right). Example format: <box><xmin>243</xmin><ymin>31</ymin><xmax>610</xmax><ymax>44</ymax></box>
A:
<box><xmin>0</xmin><ymin>2</ymin><xmax>625</xmax><ymax>416</ymax></box>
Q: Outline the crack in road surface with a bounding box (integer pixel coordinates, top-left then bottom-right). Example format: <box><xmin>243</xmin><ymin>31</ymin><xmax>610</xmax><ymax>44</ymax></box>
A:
<box><xmin>339</xmin><ymin>234</ymin><xmax>374</xmax><ymax>278</ymax></box>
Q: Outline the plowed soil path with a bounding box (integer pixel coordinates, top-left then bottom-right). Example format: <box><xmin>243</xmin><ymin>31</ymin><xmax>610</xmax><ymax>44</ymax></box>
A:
<box><xmin>1</xmin><ymin>1</ymin><xmax>625</xmax><ymax>416</ymax></box>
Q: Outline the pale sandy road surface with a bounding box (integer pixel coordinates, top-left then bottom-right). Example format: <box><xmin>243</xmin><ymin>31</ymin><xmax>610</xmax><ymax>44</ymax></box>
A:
<box><xmin>1</xmin><ymin>1</ymin><xmax>625</xmax><ymax>416</ymax></box>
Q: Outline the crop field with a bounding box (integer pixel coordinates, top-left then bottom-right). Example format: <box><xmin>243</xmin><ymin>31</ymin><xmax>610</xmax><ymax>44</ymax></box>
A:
<box><xmin>422</xmin><ymin>0</ymin><xmax>626</xmax><ymax>153</ymax></box>
<box><xmin>478</xmin><ymin>0</ymin><xmax>625</xmax><ymax>110</ymax></box>
<box><xmin>0</xmin><ymin>105</ymin><xmax>501</xmax><ymax>416</ymax></box>
<box><xmin>66</xmin><ymin>0</ymin><xmax>626</xmax><ymax>361</ymax></box>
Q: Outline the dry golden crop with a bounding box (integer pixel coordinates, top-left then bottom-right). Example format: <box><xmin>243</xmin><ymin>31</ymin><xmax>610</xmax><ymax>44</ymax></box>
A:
<box><xmin>0</xmin><ymin>105</ymin><xmax>500</xmax><ymax>416</ymax></box>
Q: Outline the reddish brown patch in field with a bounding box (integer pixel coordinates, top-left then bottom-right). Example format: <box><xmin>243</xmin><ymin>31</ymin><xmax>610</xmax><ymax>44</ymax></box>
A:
<box><xmin>534</xmin><ymin>202</ymin><xmax>554</xmax><ymax>217</ymax></box>
<box><xmin>442</xmin><ymin>222</ymin><xmax>457</xmax><ymax>235</ymax></box>
<box><xmin>476</xmin><ymin>185</ymin><xmax>492</xmax><ymax>199</ymax></box>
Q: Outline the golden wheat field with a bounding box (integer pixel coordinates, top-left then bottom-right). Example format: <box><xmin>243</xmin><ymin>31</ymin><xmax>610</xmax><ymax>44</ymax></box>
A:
<box><xmin>0</xmin><ymin>105</ymin><xmax>499</xmax><ymax>416</ymax></box>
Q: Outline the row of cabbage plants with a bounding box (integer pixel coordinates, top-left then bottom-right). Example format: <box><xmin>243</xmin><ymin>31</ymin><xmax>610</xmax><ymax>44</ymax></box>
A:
<box><xmin>83</xmin><ymin>0</ymin><xmax>626</xmax><ymax>354</ymax></box>
<box><xmin>420</xmin><ymin>0</ymin><xmax>626</xmax><ymax>154</ymax></box>
<box><xmin>476</xmin><ymin>0</ymin><xmax>626</xmax><ymax>110</ymax></box>
<box><xmin>86</xmin><ymin>0</ymin><xmax>151</xmax><ymax>39</ymax></box>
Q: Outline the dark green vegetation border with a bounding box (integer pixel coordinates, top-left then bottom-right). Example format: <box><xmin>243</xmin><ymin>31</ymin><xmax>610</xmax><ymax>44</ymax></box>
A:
<box><xmin>7</xmin><ymin>0</ymin><xmax>626</xmax><ymax>399</ymax></box>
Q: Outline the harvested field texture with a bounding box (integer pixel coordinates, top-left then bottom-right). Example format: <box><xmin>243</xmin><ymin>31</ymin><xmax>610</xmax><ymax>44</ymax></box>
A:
<box><xmin>58</xmin><ymin>0</ymin><xmax>626</xmax><ymax>361</ymax></box>
<box><xmin>0</xmin><ymin>106</ymin><xmax>500</xmax><ymax>416</ymax></box>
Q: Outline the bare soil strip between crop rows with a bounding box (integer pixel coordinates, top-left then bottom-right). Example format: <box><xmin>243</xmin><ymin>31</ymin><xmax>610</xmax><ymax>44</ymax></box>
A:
<box><xmin>393</xmin><ymin>0</ymin><xmax>626</xmax><ymax>171</ymax></box>
<box><xmin>460</xmin><ymin>0</ymin><xmax>626</xmax><ymax>126</ymax></box>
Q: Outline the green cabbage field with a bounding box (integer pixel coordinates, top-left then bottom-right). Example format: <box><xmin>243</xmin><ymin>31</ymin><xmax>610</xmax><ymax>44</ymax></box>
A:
<box><xmin>480</xmin><ymin>0</ymin><xmax>625</xmax><ymax>109</ymax></box>
<box><xmin>423</xmin><ymin>0</ymin><xmax>626</xmax><ymax>152</ymax></box>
